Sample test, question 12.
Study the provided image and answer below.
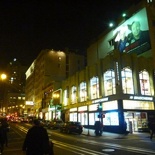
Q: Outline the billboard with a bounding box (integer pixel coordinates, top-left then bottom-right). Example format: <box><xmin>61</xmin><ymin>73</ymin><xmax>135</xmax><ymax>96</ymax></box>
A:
<box><xmin>113</xmin><ymin>8</ymin><xmax>151</xmax><ymax>55</ymax></box>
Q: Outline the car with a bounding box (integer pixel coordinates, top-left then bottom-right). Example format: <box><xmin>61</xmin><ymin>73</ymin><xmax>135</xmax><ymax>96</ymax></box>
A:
<box><xmin>48</xmin><ymin>120</ymin><xmax>64</xmax><ymax>129</ymax></box>
<box><xmin>60</xmin><ymin>121</ymin><xmax>83</xmax><ymax>134</ymax></box>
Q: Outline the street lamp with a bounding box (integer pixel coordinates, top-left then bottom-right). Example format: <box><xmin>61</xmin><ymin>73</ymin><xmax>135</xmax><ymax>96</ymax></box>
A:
<box><xmin>0</xmin><ymin>73</ymin><xmax>7</xmax><ymax>114</ymax></box>
<box><xmin>1</xmin><ymin>73</ymin><xmax>7</xmax><ymax>81</ymax></box>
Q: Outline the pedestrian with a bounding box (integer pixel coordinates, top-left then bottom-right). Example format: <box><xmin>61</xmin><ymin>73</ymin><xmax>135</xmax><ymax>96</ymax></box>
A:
<box><xmin>94</xmin><ymin>121</ymin><xmax>103</xmax><ymax>136</ymax></box>
<box><xmin>22</xmin><ymin>119</ymin><xmax>50</xmax><ymax>155</ymax></box>
<box><xmin>1</xmin><ymin>118</ymin><xmax>9</xmax><ymax>147</ymax></box>
<box><xmin>0</xmin><ymin>122</ymin><xmax>5</xmax><ymax>154</ymax></box>
<box><xmin>148</xmin><ymin>121</ymin><xmax>155</xmax><ymax>140</ymax></box>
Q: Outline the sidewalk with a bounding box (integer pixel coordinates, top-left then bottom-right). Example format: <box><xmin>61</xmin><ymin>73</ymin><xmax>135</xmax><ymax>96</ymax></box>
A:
<box><xmin>82</xmin><ymin>128</ymin><xmax>150</xmax><ymax>139</ymax></box>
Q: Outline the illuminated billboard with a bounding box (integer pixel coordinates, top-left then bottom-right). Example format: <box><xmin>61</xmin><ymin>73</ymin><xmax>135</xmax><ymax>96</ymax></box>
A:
<box><xmin>113</xmin><ymin>8</ymin><xmax>151</xmax><ymax>55</ymax></box>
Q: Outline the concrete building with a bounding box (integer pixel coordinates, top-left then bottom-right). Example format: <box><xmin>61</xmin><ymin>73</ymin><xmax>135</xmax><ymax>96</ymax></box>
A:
<box><xmin>25</xmin><ymin>49</ymin><xmax>85</xmax><ymax>119</ymax></box>
<box><xmin>61</xmin><ymin>0</ymin><xmax>155</xmax><ymax>133</ymax></box>
<box><xmin>5</xmin><ymin>58</ymin><xmax>27</xmax><ymax>117</ymax></box>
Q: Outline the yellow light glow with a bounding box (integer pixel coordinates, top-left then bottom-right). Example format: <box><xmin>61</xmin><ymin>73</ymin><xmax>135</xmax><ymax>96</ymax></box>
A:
<box><xmin>1</xmin><ymin>73</ymin><xmax>7</xmax><ymax>80</ymax></box>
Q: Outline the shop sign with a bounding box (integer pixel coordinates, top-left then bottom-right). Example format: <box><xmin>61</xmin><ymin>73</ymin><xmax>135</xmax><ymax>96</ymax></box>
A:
<box><xmin>70</xmin><ymin>108</ymin><xmax>77</xmax><ymax>112</ymax></box>
<box><xmin>92</xmin><ymin>97</ymin><xmax>108</xmax><ymax>104</ymax></box>
<box><xmin>129</xmin><ymin>95</ymin><xmax>153</xmax><ymax>101</ymax></box>
<box><xmin>78</xmin><ymin>106</ymin><xmax>87</xmax><ymax>111</ymax></box>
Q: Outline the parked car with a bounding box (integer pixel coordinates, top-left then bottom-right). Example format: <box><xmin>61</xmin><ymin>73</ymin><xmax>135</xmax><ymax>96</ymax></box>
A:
<box><xmin>48</xmin><ymin>120</ymin><xmax>64</xmax><ymax>129</ymax></box>
<box><xmin>60</xmin><ymin>121</ymin><xmax>83</xmax><ymax>134</ymax></box>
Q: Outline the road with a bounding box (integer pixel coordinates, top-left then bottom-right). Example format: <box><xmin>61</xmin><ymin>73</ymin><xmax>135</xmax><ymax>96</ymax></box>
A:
<box><xmin>3</xmin><ymin>122</ymin><xmax>155</xmax><ymax>155</ymax></box>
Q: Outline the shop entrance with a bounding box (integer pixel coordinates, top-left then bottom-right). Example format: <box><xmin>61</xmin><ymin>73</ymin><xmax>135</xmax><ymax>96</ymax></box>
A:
<box><xmin>124</xmin><ymin>112</ymin><xmax>148</xmax><ymax>133</ymax></box>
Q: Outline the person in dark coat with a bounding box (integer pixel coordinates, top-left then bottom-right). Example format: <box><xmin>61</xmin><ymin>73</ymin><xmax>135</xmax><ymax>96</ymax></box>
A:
<box><xmin>22</xmin><ymin>119</ymin><xmax>50</xmax><ymax>155</ymax></box>
<box><xmin>0</xmin><ymin>123</ymin><xmax>5</xmax><ymax>154</ymax></box>
<box><xmin>148</xmin><ymin>121</ymin><xmax>155</xmax><ymax>140</ymax></box>
<box><xmin>94</xmin><ymin>121</ymin><xmax>103</xmax><ymax>136</ymax></box>
<box><xmin>1</xmin><ymin>118</ymin><xmax>9</xmax><ymax>147</ymax></box>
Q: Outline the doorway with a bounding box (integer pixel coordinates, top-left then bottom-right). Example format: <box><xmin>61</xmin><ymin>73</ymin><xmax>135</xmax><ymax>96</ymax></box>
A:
<box><xmin>124</xmin><ymin>112</ymin><xmax>148</xmax><ymax>133</ymax></box>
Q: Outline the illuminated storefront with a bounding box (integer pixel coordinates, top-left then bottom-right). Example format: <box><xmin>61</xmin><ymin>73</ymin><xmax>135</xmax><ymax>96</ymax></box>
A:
<box><xmin>62</xmin><ymin>2</ymin><xmax>155</xmax><ymax>134</ymax></box>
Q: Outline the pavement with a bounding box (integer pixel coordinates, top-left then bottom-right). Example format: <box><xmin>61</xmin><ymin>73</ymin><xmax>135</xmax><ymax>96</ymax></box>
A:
<box><xmin>82</xmin><ymin>127</ymin><xmax>151</xmax><ymax>140</ymax></box>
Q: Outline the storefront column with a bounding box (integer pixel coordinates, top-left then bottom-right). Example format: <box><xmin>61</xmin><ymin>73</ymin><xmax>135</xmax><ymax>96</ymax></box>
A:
<box><xmin>118</xmin><ymin>99</ymin><xmax>125</xmax><ymax>133</ymax></box>
<box><xmin>87</xmin><ymin>105</ymin><xmax>90</xmax><ymax>136</ymax></box>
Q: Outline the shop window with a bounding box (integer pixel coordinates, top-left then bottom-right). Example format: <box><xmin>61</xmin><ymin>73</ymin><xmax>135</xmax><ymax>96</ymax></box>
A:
<box><xmin>104</xmin><ymin>70</ymin><xmax>116</xmax><ymax>96</ymax></box>
<box><xmin>121</xmin><ymin>67</ymin><xmax>134</xmax><ymax>94</ymax></box>
<box><xmin>90</xmin><ymin>77</ymin><xmax>99</xmax><ymax>99</ymax></box>
<box><xmin>79</xmin><ymin>82</ymin><xmax>87</xmax><ymax>102</ymax></box>
<box><xmin>70</xmin><ymin>113</ymin><xmax>77</xmax><ymax>121</ymax></box>
<box><xmin>78</xmin><ymin>112</ymin><xmax>88</xmax><ymax>125</ymax></box>
<box><xmin>71</xmin><ymin>86</ymin><xmax>77</xmax><ymax>104</ymax></box>
<box><xmin>139</xmin><ymin>70</ymin><xmax>151</xmax><ymax>95</ymax></box>
<box><xmin>103</xmin><ymin>112</ymin><xmax>119</xmax><ymax>126</ymax></box>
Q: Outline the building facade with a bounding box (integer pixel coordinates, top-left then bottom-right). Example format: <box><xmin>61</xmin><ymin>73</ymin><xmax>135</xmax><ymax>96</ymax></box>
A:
<box><xmin>25</xmin><ymin>49</ymin><xmax>85</xmax><ymax>119</ymax></box>
<box><xmin>5</xmin><ymin>58</ymin><xmax>27</xmax><ymax>117</ymax></box>
<box><xmin>61</xmin><ymin>0</ymin><xmax>155</xmax><ymax>133</ymax></box>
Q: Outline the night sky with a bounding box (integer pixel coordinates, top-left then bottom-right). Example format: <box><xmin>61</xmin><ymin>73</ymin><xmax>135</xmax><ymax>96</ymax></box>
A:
<box><xmin>0</xmin><ymin>0</ymin><xmax>142</xmax><ymax>69</ymax></box>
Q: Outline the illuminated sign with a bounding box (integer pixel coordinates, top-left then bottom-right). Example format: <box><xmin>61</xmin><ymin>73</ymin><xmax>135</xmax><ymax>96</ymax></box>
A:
<box><xmin>129</xmin><ymin>95</ymin><xmax>153</xmax><ymax>101</ymax></box>
<box><xmin>70</xmin><ymin>108</ymin><xmax>77</xmax><ymax>112</ymax></box>
<box><xmin>113</xmin><ymin>8</ymin><xmax>151</xmax><ymax>55</ymax></box>
<box><xmin>92</xmin><ymin>97</ymin><xmax>109</xmax><ymax>104</ymax></box>
<box><xmin>78</xmin><ymin>106</ymin><xmax>87</xmax><ymax>111</ymax></box>
<box><xmin>25</xmin><ymin>101</ymin><xmax>34</xmax><ymax>105</ymax></box>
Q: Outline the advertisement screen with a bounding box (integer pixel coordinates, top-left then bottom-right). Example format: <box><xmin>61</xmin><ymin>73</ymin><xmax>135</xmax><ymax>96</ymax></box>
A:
<box><xmin>113</xmin><ymin>8</ymin><xmax>151</xmax><ymax>55</ymax></box>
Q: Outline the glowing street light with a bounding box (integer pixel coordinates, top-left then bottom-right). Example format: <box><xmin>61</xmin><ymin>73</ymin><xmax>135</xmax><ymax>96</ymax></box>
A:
<box><xmin>1</xmin><ymin>73</ymin><xmax>7</xmax><ymax>81</ymax></box>
<box><xmin>0</xmin><ymin>73</ymin><xmax>7</xmax><ymax>114</ymax></box>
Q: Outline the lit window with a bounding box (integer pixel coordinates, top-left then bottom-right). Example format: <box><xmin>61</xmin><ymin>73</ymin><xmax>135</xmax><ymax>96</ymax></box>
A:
<box><xmin>63</xmin><ymin>89</ymin><xmax>68</xmax><ymax>106</ymax></box>
<box><xmin>139</xmin><ymin>70</ymin><xmax>151</xmax><ymax>95</ymax></box>
<box><xmin>71</xmin><ymin>86</ymin><xmax>77</xmax><ymax>104</ymax></box>
<box><xmin>90</xmin><ymin>77</ymin><xmax>99</xmax><ymax>99</ymax></box>
<box><xmin>104</xmin><ymin>70</ymin><xmax>116</xmax><ymax>96</ymax></box>
<box><xmin>121</xmin><ymin>67</ymin><xmax>134</xmax><ymax>94</ymax></box>
<box><xmin>18</xmin><ymin>97</ymin><xmax>22</xmax><ymax>100</ymax></box>
<box><xmin>80</xmin><ymin>82</ymin><xmax>87</xmax><ymax>102</ymax></box>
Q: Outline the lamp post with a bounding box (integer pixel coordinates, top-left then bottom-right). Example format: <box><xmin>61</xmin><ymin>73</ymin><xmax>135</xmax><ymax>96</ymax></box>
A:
<box><xmin>0</xmin><ymin>73</ymin><xmax>7</xmax><ymax>114</ymax></box>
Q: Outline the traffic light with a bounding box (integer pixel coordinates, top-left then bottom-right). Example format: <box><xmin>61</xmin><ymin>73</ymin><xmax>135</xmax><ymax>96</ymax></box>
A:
<box><xmin>97</xmin><ymin>103</ymin><xmax>102</xmax><ymax>112</ymax></box>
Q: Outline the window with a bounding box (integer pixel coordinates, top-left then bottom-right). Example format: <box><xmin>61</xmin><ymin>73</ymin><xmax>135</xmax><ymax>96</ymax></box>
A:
<box><xmin>103</xmin><ymin>112</ymin><xmax>119</xmax><ymax>126</ymax></box>
<box><xmin>71</xmin><ymin>86</ymin><xmax>77</xmax><ymax>104</ymax></box>
<box><xmin>80</xmin><ymin>82</ymin><xmax>87</xmax><ymax>102</ymax></box>
<box><xmin>139</xmin><ymin>70</ymin><xmax>151</xmax><ymax>95</ymax></box>
<box><xmin>63</xmin><ymin>89</ymin><xmax>68</xmax><ymax>106</ymax></box>
<box><xmin>121</xmin><ymin>67</ymin><xmax>134</xmax><ymax>94</ymax></box>
<box><xmin>90</xmin><ymin>77</ymin><xmax>99</xmax><ymax>99</ymax></box>
<box><xmin>108</xmin><ymin>38</ymin><xmax>114</xmax><ymax>47</ymax></box>
<box><xmin>104</xmin><ymin>70</ymin><xmax>116</xmax><ymax>96</ymax></box>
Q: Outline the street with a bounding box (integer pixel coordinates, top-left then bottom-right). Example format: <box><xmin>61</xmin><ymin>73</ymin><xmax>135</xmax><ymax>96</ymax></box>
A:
<box><xmin>3</xmin><ymin>122</ymin><xmax>155</xmax><ymax>155</ymax></box>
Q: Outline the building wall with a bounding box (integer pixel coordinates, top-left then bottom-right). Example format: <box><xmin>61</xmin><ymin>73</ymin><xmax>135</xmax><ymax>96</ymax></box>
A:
<box><xmin>62</xmin><ymin>50</ymin><xmax>155</xmax><ymax>133</ymax></box>
<box><xmin>25</xmin><ymin>49</ymin><xmax>85</xmax><ymax>117</ymax></box>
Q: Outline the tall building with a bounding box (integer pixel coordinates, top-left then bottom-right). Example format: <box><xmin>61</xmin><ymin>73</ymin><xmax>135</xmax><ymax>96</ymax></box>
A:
<box><xmin>5</xmin><ymin>58</ymin><xmax>27</xmax><ymax>117</ymax></box>
<box><xmin>61</xmin><ymin>0</ymin><xmax>155</xmax><ymax>133</ymax></box>
<box><xmin>25</xmin><ymin>49</ymin><xmax>86</xmax><ymax>119</ymax></box>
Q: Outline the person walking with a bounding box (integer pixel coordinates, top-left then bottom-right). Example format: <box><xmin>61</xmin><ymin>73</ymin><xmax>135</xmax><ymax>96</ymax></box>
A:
<box><xmin>22</xmin><ymin>119</ymin><xmax>50</xmax><ymax>155</ymax></box>
<box><xmin>0</xmin><ymin>122</ymin><xmax>5</xmax><ymax>154</ymax></box>
<box><xmin>1</xmin><ymin>118</ymin><xmax>9</xmax><ymax>147</ymax></box>
<box><xmin>148</xmin><ymin>121</ymin><xmax>155</xmax><ymax>140</ymax></box>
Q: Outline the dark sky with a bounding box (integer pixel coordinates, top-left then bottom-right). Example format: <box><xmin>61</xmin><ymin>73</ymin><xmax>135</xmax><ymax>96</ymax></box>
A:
<box><xmin>0</xmin><ymin>0</ymin><xmax>141</xmax><ymax>69</ymax></box>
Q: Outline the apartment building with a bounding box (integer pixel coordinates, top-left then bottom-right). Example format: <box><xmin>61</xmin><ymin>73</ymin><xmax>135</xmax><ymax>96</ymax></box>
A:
<box><xmin>5</xmin><ymin>58</ymin><xmax>27</xmax><ymax>116</ymax></box>
<box><xmin>25</xmin><ymin>49</ymin><xmax>85</xmax><ymax>119</ymax></box>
